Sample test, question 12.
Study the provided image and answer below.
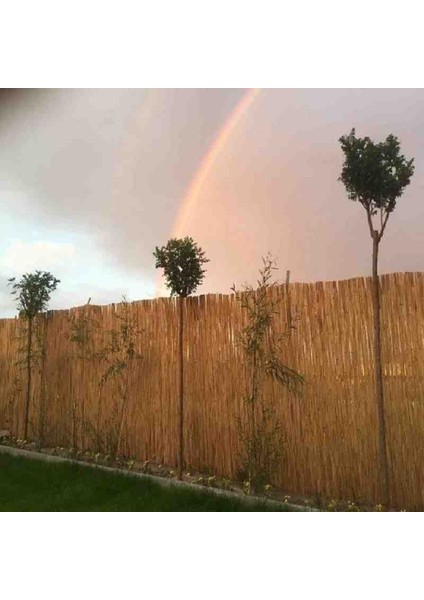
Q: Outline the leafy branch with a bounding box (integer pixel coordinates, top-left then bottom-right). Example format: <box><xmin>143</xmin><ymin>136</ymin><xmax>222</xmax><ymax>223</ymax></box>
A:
<box><xmin>232</xmin><ymin>255</ymin><xmax>304</xmax><ymax>490</ymax></box>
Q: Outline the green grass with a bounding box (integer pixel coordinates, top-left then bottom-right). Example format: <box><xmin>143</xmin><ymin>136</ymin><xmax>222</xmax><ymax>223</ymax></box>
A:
<box><xmin>0</xmin><ymin>454</ymin><xmax>293</xmax><ymax>511</ymax></box>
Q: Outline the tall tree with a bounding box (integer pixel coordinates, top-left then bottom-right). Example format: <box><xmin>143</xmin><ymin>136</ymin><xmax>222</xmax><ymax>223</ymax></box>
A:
<box><xmin>8</xmin><ymin>271</ymin><xmax>60</xmax><ymax>440</ymax></box>
<box><xmin>339</xmin><ymin>129</ymin><xmax>414</xmax><ymax>506</ymax></box>
<box><xmin>154</xmin><ymin>237</ymin><xmax>209</xmax><ymax>480</ymax></box>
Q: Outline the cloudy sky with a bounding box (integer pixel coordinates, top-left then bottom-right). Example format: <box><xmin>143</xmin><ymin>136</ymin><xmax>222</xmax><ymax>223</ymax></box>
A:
<box><xmin>0</xmin><ymin>88</ymin><xmax>423</xmax><ymax>317</ymax></box>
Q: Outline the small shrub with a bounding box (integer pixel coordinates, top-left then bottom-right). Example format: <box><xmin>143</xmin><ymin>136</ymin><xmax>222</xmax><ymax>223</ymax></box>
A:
<box><xmin>232</xmin><ymin>255</ymin><xmax>304</xmax><ymax>491</ymax></box>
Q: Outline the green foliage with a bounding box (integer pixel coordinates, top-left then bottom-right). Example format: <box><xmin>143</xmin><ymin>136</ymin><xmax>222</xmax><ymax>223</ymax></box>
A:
<box><xmin>8</xmin><ymin>270</ymin><xmax>58</xmax><ymax>441</ymax></box>
<box><xmin>68</xmin><ymin>299</ymin><xmax>100</xmax><ymax>451</ymax></box>
<box><xmin>339</xmin><ymin>128</ymin><xmax>414</xmax><ymax>213</ymax></box>
<box><xmin>232</xmin><ymin>255</ymin><xmax>304</xmax><ymax>489</ymax></box>
<box><xmin>12</xmin><ymin>321</ymin><xmax>32</xmax><ymax>367</ymax></box>
<box><xmin>339</xmin><ymin>129</ymin><xmax>414</xmax><ymax>237</ymax></box>
<box><xmin>339</xmin><ymin>129</ymin><xmax>414</xmax><ymax>508</ymax></box>
<box><xmin>154</xmin><ymin>237</ymin><xmax>208</xmax><ymax>478</ymax></box>
<box><xmin>8</xmin><ymin>271</ymin><xmax>60</xmax><ymax>320</ymax></box>
<box><xmin>11</xmin><ymin>315</ymin><xmax>50</xmax><ymax>444</ymax></box>
<box><xmin>96</xmin><ymin>296</ymin><xmax>142</xmax><ymax>389</ymax></box>
<box><xmin>153</xmin><ymin>236</ymin><xmax>209</xmax><ymax>297</ymax></box>
<box><xmin>68</xmin><ymin>298</ymin><xmax>99</xmax><ymax>360</ymax></box>
<box><xmin>237</xmin><ymin>404</ymin><xmax>285</xmax><ymax>489</ymax></box>
<box><xmin>94</xmin><ymin>296</ymin><xmax>143</xmax><ymax>457</ymax></box>
<box><xmin>232</xmin><ymin>256</ymin><xmax>304</xmax><ymax>399</ymax></box>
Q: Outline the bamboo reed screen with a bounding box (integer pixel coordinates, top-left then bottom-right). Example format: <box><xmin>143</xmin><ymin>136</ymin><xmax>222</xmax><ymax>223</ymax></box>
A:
<box><xmin>0</xmin><ymin>272</ymin><xmax>423</xmax><ymax>509</ymax></box>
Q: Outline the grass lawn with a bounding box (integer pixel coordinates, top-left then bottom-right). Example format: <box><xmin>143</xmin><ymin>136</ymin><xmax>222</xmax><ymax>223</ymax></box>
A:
<box><xmin>0</xmin><ymin>454</ymin><xmax>293</xmax><ymax>512</ymax></box>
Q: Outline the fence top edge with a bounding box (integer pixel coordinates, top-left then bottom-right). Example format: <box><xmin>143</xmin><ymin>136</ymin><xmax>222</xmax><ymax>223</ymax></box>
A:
<box><xmin>1</xmin><ymin>271</ymin><xmax>423</xmax><ymax>323</ymax></box>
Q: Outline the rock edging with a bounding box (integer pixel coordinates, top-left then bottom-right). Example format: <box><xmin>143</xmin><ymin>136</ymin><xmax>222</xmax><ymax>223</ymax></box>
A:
<box><xmin>0</xmin><ymin>443</ymin><xmax>318</xmax><ymax>512</ymax></box>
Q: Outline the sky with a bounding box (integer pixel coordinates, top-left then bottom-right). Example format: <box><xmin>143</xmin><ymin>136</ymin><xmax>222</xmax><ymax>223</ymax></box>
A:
<box><xmin>0</xmin><ymin>88</ymin><xmax>423</xmax><ymax>318</ymax></box>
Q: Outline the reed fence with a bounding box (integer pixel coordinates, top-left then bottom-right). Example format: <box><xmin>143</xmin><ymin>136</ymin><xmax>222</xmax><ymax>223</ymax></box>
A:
<box><xmin>0</xmin><ymin>272</ymin><xmax>423</xmax><ymax>509</ymax></box>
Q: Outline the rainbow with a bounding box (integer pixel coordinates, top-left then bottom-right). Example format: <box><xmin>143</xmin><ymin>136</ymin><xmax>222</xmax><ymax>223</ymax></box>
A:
<box><xmin>155</xmin><ymin>88</ymin><xmax>261</xmax><ymax>296</ymax></box>
<box><xmin>172</xmin><ymin>88</ymin><xmax>261</xmax><ymax>238</ymax></box>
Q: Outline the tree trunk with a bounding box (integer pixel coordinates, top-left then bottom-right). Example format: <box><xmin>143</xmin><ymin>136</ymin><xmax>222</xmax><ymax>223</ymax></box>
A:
<box><xmin>372</xmin><ymin>231</ymin><xmax>390</xmax><ymax>506</ymax></box>
<box><xmin>80</xmin><ymin>348</ymin><xmax>87</xmax><ymax>449</ymax></box>
<box><xmin>38</xmin><ymin>317</ymin><xmax>47</xmax><ymax>449</ymax></box>
<box><xmin>24</xmin><ymin>318</ymin><xmax>33</xmax><ymax>440</ymax></box>
<box><xmin>286</xmin><ymin>269</ymin><xmax>292</xmax><ymax>331</ymax></box>
<box><xmin>286</xmin><ymin>270</ymin><xmax>295</xmax><ymax>423</ymax></box>
<box><xmin>251</xmin><ymin>349</ymin><xmax>257</xmax><ymax>428</ymax></box>
<box><xmin>115</xmin><ymin>401</ymin><xmax>126</xmax><ymax>460</ymax></box>
<box><xmin>72</xmin><ymin>400</ymin><xmax>77</xmax><ymax>451</ymax></box>
<box><xmin>248</xmin><ymin>348</ymin><xmax>257</xmax><ymax>485</ymax></box>
<box><xmin>178</xmin><ymin>296</ymin><xmax>184</xmax><ymax>480</ymax></box>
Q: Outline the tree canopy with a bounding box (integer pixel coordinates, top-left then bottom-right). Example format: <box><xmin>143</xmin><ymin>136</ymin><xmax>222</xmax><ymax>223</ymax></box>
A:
<box><xmin>8</xmin><ymin>271</ymin><xmax>60</xmax><ymax>319</ymax></box>
<box><xmin>339</xmin><ymin>128</ymin><xmax>415</xmax><ymax>238</ymax></box>
<box><xmin>153</xmin><ymin>237</ymin><xmax>209</xmax><ymax>298</ymax></box>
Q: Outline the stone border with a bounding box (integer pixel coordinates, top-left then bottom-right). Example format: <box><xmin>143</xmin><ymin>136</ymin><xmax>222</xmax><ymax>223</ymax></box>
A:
<box><xmin>0</xmin><ymin>444</ymin><xmax>318</xmax><ymax>512</ymax></box>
